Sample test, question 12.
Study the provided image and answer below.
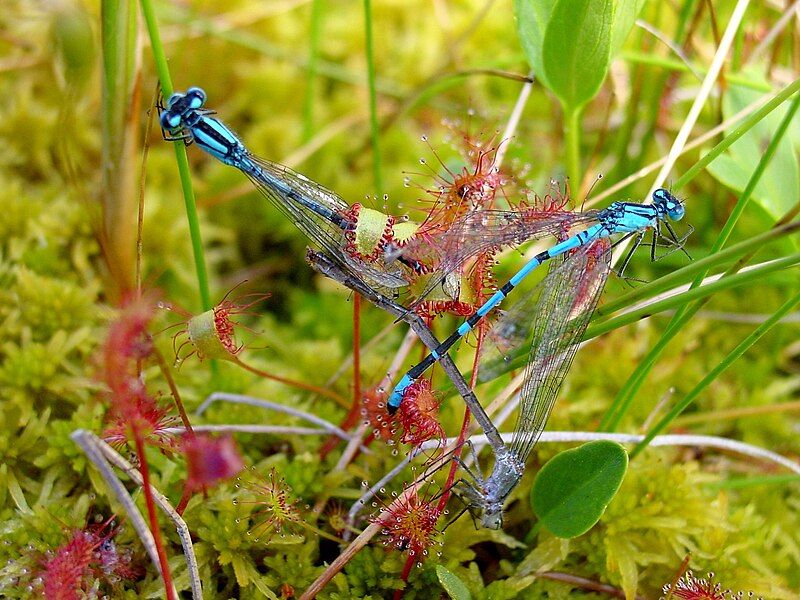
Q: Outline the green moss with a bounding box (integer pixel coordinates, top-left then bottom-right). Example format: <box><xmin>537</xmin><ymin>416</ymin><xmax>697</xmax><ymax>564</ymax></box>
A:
<box><xmin>15</xmin><ymin>268</ymin><xmax>96</xmax><ymax>340</ymax></box>
<box><xmin>1</xmin><ymin>0</ymin><xmax>798</xmax><ymax>597</ymax></box>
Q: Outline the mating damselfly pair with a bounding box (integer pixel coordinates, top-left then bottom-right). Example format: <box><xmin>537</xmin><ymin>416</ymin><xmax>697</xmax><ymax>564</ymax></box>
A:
<box><xmin>160</xmin><ymin>87</ymin><xmax>690</xmax><ymax>529</ymax></box>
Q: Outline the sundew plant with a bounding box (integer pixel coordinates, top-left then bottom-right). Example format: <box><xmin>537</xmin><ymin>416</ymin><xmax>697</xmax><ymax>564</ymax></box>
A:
<box><xmin>1</xmin><ymin>0</ymin><xmax>799</xmax><ymax>598</ymax></box>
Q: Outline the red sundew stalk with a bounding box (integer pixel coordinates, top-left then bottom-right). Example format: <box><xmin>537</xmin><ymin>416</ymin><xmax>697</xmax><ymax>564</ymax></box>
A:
<box><xmin>132</xmin><ymin>424</ymin><xmax>177</xmax><ymax>600</ymax></box>
<box><xmin>318</xmin><ymin>295</ymin><xmax>364</xmax><ymax>459</ymax></box>
<box><xmin>151</xmin><ymin>345</ymin><xmax>194</xmax><ymax>437</ymax></box>
<box><xmin>395</xmin><ymin>275</ymin><xmax>490</xmax><ymax>597</ymax></box>
<box><xmin>101</xmin><ymin>298</ymin><xmax>176</xmax><ymax>597</ymax></box>
<box><xmin>319</xmin><ymin>402</ymin><xmax>361</xmax><ymax>458</ymax></box>
<box><xmin>664</xmin><ymin>554</ymin><xmax>693</xmax><ymax>599</ymax></box>
<box><xmin>233</xmin><ymin>357</ymin><xmax>349</xmax><ymax>408</ymax></box>
<box><xmin>173</xmin><ymin>487</ymin><xmax>194</xmax><ymax>516</ymax></box>
<box><xmin>153</xmin><ymin>343</ymin><xmax>197</xmax><ymax>515</ymax></box>
<box><xmin>437</xmin><ymin>323</ymin><xmax>485</xmax><ymax>515</ymax></box>
<box><xmin>434</xmin><ymin>256</ymin><xmax>491</xmax><ymax>514</ymax></box>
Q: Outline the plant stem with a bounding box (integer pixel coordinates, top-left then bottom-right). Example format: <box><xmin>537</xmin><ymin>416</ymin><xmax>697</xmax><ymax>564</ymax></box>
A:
<box><xmin>133</xmin><ymin>427</ymin><xmax>178</xmax><ymax>600</ymax></box>
<box><xmin>602</xmin><ymin>88</ymin><xmax>800</xmax><ymax>431</ymax></box>
<box><xmin>302</xmin><ymin>0</ymin><xmax>323</xmax><ymax>143</ymax></box>
<box><xmin>595</xmin><ymin>222</ymin><xmax>800</xmax><ymax>317</ymax></box>
<box><xmin>620</xmin><ymin>51</ymin><xmax>771</xmax><ymax>91</ymax></box>
<box><xmin>139</xmin><ymin>0</ymin><xmax>211</xmax><ymax>312</ymax></box>
<box><xmin>475</xmin><ymin>249</ymin><xmax>800</xmax><ymax>380</ymax></box>
<box><xmin>352</xmin><ymin>294</ymin><xmax>361</xmax><ymax>411</ymax></box>
<box><xmin>233</xmin><ymin>357</ymin><xmax>350</xmax><ymax>408</ymax></box>
<box><xmin>585</xmin><ymin>254</ymin><xmax>800</xmax><ymax>338</ymax></box>
<box><xmin>631</xmin><ymin>287</ymin><xmax>800</xmax><ymax>458</ymax></box>
<box><xmin>363</xmin><ymin>0</ymin><xmax>383</xmax><ymax>196</ymax></box>
<box><xmin>673</xmin><ymin>77</ymin><xmax>800</xmax><ymax>191</ymax></box>
<box><xmin>152</xmin><ymin>345</ymin><xmax>194</xmax><ymax>435</ymax></box>
<box><xmin>564</xmin><ymin>106</ymin><xmax>582</xmax><ymax>189</ymax></box>
<box><xmin>708</xmin><ymin>474</ymin><xmax>800</xmax><ymax>490</ymax></box>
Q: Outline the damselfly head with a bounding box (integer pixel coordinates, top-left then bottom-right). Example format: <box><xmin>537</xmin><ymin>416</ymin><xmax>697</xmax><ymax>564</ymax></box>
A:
<box><xmin>185</xmin><ymin>87</ymin><xmax>207</xmax><ymax>109</ymax></box>
<box><xmin>653</xmin><ymin>188</ymin><xmax>685</xmax><ymax>222</ymax></box>
<box><xmin>164</xmin><ymin>90</ymin><xmax>184</xmax><ymax>110</ymax></box>
<box><xmin>160</xmin><ymin>87</ymin><xmax>208</xmax><ymax>130</ymax></box>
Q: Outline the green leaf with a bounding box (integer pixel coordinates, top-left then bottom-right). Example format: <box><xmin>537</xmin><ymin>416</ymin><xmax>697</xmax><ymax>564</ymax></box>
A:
<box><xmin>706</xmin><ymin>85</ymin><xmax>800</xmax><ymax>220</ymax></box>
<box><xmin>517</xmin><ymin>535</ymin><xmax>570</xmax><ymax>576</ymax></box>
<box><xmin>6</xmin><ymin>468</ymin><xmax>32</xmax><ymax>514</ymax></box>
<box><xmin>436</xmin><ymin>565</ymin><xmax>473</xmax><ymax>600</ymax></box>
<box><xmin>542</xmin><ymin>0</ymin><xmax>614</xmax><ymax>110</ymax></box>
<box><xmin>229</xmin><ymin>553</ymin><xmax>253</xmax><ymax>587</ymax></box>
<box><xmin>514</xmin><ymin>0</ymin><xmax>559</xmax><ymax>88</ymax></box>
<box><xmin>610</xmin><ymin>0</ymin><xmax>645</xmax><ymax>55</ymax></box>
<box><xmin>531</xmin><ymin>440</ymin><xmax>628</xmax><ymax>538</ymax></box>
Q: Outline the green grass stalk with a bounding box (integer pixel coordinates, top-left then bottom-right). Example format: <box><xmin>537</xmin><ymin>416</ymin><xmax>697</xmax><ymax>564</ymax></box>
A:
<box><xmin>731</xmin><ymin>15</ymin><xmax>745</xmax><ymax>72</ymax></box>
<box><xmin>620</xmin><ymin>52</ymin><xmax>771</xmax><ymax>91</ymax></box>
<box><xmin>706</xmin><ymin>474</ymin><xmax>800</xmax><ymax>491</ymax></box>
<box><xmin>482</xmin><ymin>252</ymin><xmax>800</xmax><ymax>378</ymax></box>
<box><xmin>139</xmin><ymin>0</ymin><xmax>211</xmax><ymax>312</ymax></box>
<box><xmin>601</xmin><ymin>88</ymin><xmax>800</xmax><ymax>431</ymax></box>
<box><xmin>595</xmin><ymin>222</ymin><xmax>800</xmax><ymax>317</ymax></box>
<box><xmin>673</xmin><ymin>77</ymin><xmax>800</xmax><ymax>190</ymax></box>
<box><xmin>467</xmin><ymin>223</ymin><xmax>800</xmax><ymax>382</ymax></box>
<box><xmin>585</xmin><ymin>253</ymin><xmax>800</xmax><ymax>338</ymax></box>
<box><xmin>303</xmin><ymin>0</ymin><xmax>324</xmax><ymax>143</ymax></box>
<box><xmin>363</xmin><ymin>0</ymin><xmax>383</xmax><ymax>196</ymax></box>
<box><xmin>564</xmin><ymin>107</ymin><xmax>582</xmax><ymax>190</ymax></box>
<box><xmin>631</xmin><ymin>287</ymin><xmax>800</xmax><ymax>458</ymax></box>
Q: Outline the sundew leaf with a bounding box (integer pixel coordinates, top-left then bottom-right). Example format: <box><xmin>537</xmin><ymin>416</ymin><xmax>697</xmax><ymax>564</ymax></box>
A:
<box><xmin>542</xmin><ymin>0</ymin><xmax>614</xmax><ymax>111</ymax></box>
<box><xmin>436</xmin><ymin>565</ymin><xmax>473</xmax><ymax>600</ymax></box>
<box><xmin>531</xmin><ymin>440</ymin><xmax>628</xmax><ymax>538</ymax></box>
<box><xmin>706</xmin><ymin>85</ymin><xmax>800</xmax><ymax>220</ymax></box>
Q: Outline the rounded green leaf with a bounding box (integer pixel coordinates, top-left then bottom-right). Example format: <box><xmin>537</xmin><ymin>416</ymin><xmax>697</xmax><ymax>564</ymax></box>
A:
<box><xmin>436</xmin><ymin>565</ymin><xmax>472</xmax><ymax>600</ymax></box>
<box><xmin>514</xmin><ymin>0</ymin><xmax>558</xmax><ymax>89</ymax></box>
<box><xmin>610</xmin><ymin>0</ymin><xmax>646</xmax><ymax>56</ymax></box>
<box><xmin>542</xmin><ymin>0</ymin><xmax>614</xmax><ymax>111</ymax></box>
<box><xmin>706</xmin><ymin>85</ymin><xmax>800</xmax><ymax>221</ymax></box>
<box><xmin>531</xmin><ymin>440</ymin><xmax>628</xmax><ymax>538</ymax></box>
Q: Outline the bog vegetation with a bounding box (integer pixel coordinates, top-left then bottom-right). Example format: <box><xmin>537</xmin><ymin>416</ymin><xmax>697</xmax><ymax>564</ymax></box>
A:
<box><xmin>0</xmin><ymin>0</ymin><xmax>799</xmax><ymax>598</ymax></box>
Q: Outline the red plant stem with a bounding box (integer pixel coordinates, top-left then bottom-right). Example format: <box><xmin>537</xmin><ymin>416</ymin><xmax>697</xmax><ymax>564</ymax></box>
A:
<box><xmin>537</xmin><ymin>571</ymin><xmax>637</xmax><ymax>599</ymax></box>
<box><xmin>395</xmin><ymin>561</ymin><xmax>415</xmax><ymax>598</ymax></box>
<box><xmin>437</xmin><ymin>259</ymin><xmax>489</xmax><ymax>514</ymax></box>
<box><xmin>152</xmin><ymin>344</ymin><xmax>194</xmax><ymax>436</ymax></box>
<box><xmin>173</xmin><ymin>487</ymin><xmax>193</xmax><ymax>516</ymax></box>
<box><xmin>396</xmin><ymin>263</ymin><xmax>492</xmax><ymax>596</ymax></box>
<box><xmin>319</xmin><ymin>295</ymin><xmax>364</xmax><ymax>459</ymax></box>
<box><xmin>353</xmin><ymin>294</ymin><xmax>362</xmax><ymax>410</ymax></box>
<box><xmin>153</xmin><ymin>342</ymin><xmax>199</xmax><ymax>515</ymax></box>
<box><xmin>663</xmin><ymin>553</ymin><xmax>692</xmax><ymax>600</ymax></box>
<box><xmin>132</xmin><ymin>424</ymin><xmax>177</xmax><ymax>600</ymax></box>
<box><xmin>233</xmin><ymin>357</ymin><xmax>349</xmax><ymax>408</ymax></box>
<box><xmin>436</xmin><ymin>325</ymin><xmax>484</xmax><ymax>514</ymax></box>
<box><xmin>319</xmin><ymin>403</ymin><xmax>359</xmax><ymax>458</ymax></box>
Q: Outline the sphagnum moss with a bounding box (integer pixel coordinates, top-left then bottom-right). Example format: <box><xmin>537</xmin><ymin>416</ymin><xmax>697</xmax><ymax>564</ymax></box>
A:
<box><xmin>1</xmin><ymin>0</ymin><xmax>799</xmax><ymax>597</ymax></box>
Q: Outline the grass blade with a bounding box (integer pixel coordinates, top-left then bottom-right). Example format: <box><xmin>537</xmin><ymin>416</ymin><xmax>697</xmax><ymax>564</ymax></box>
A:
<box><xmin>631</xmin><ymin>287</ymin><xmax>800</xmax><ymax>458</ymax></box>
